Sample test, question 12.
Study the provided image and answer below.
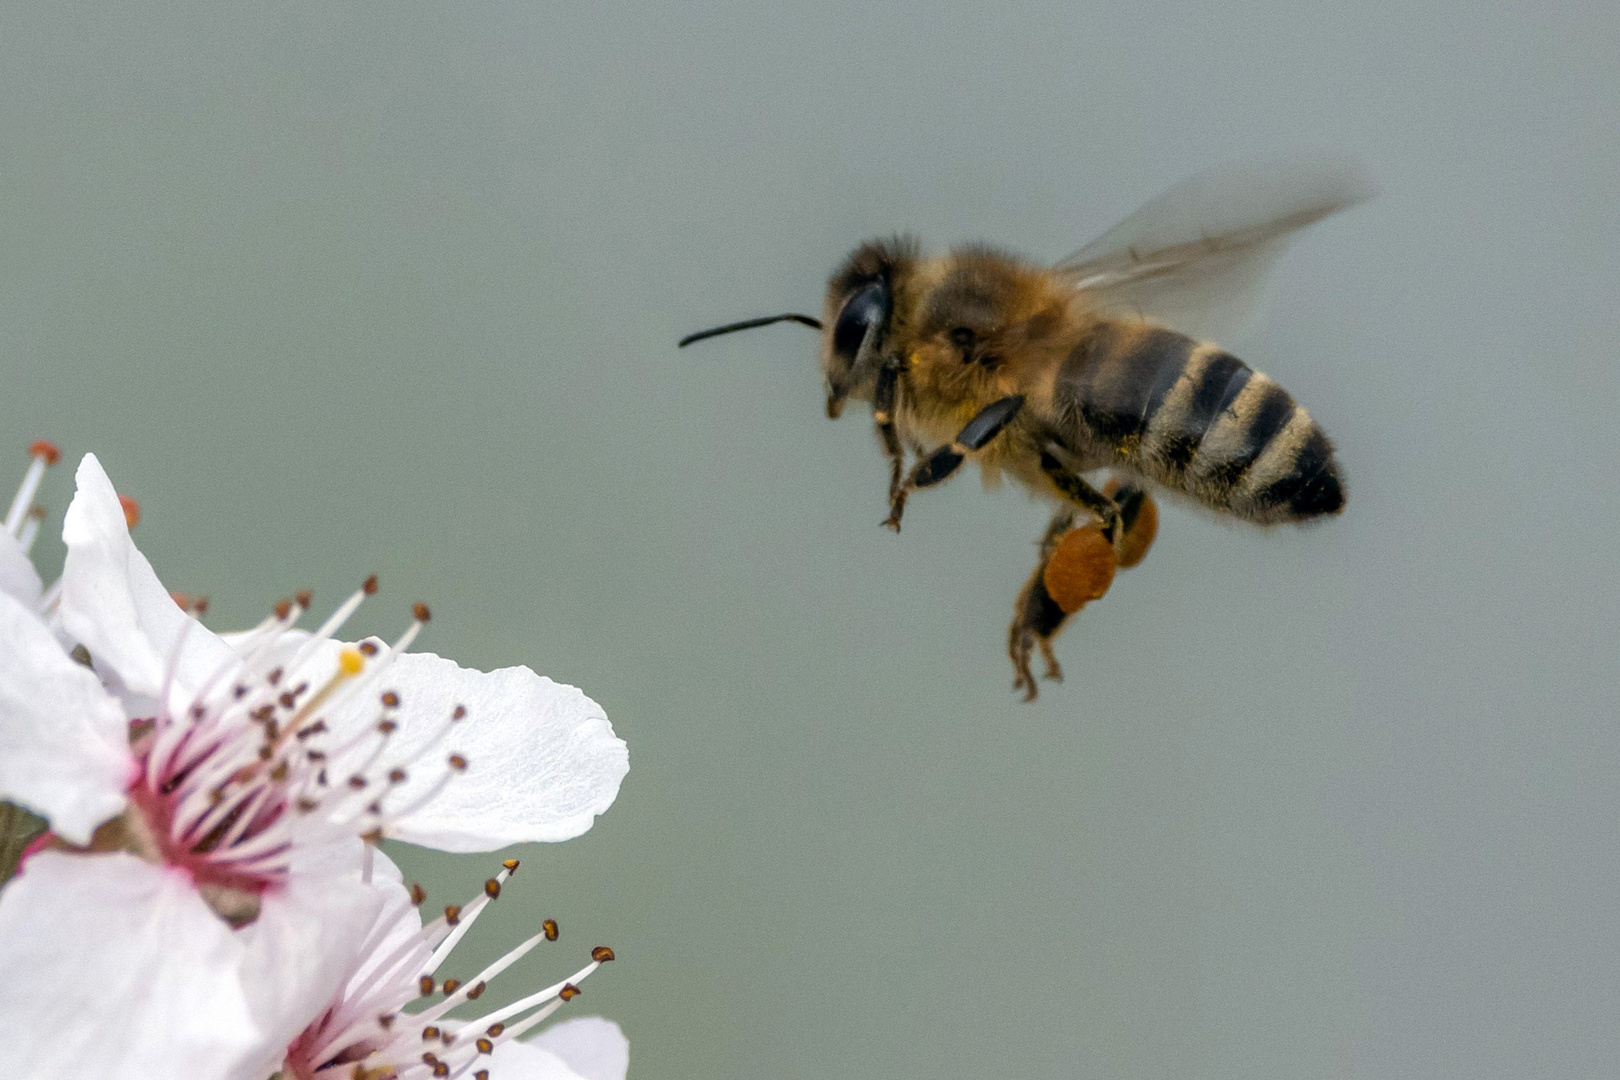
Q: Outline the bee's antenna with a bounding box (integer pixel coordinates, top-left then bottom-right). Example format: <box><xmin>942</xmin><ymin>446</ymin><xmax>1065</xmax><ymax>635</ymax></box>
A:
<box><xmin>678</xmin><ymin>313</ymin><xmax>823</xmax><ymax>348</ymax></box>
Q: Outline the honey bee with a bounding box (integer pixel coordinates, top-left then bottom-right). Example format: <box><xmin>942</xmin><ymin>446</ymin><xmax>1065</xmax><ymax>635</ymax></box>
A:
<box><xmin>681</xmin><ymin>156</ymin><xmax>1371</xmax><ymax>700</ymax></box>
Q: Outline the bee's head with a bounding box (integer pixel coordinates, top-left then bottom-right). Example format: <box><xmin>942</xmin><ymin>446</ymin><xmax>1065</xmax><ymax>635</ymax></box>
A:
<box><xmin>821</xmin><ymin>236</ymin><xmax>918</xmax><ymax>418</ymax></box>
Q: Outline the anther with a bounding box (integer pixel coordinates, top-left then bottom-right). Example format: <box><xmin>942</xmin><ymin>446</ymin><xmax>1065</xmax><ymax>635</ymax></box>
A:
<box><xmin>476</xmin><ymin>1038</ymin><xmax>494</xmax><ymax>1055</ymax></box>
<box><xmin>592</xmin><ymin>946</ymin><xmax>615</xmax><ymax>963</ymax></box>
<box><xmin>559</xmin><ymin>983</ymin><xmax>581</xmax><ymax>1001</ymax></box>
<box><xmin>466</xmin><ymin>981</ymin><xmax>486</xmax><ymax>1000</ymax></box>
<box><xmin>440</xmin><ymin>1031</ymin><xmax>456</xmax><ymax>1046</ymax></box>
<box><xmin>378</xmin><ymin>1013</ymin><xmax>396</xmax><ymax>1030</ymax></box>
<box><xmin>485</xmin><ymin>1023</ymin><xmax>505</xmax><ymax>1038</ymax></box>
<box><xmin>502</xmin><ymin>858</ymin><xmax>519</xmax><ymax>872</ymax></box>
<box><xmin>275</xmin><ymin>599</ymin><xmax>293</xmax><ymax>620</ymax></box>
<box><xmin>378</xmin><ymin>720</ymin><xmax>398</xmax><ymax>735</ymax></box>
<box><xmin>433</xmin><ymin>1063</ymin><xmax>449</xmax><ymax>1078</ymax></box>
<box><xmin>421</xmin><ymin>1052</ymin><xmax>440</xmax><ymax>1066</ymax></box>
<box><xmin>475</xmin><ymin>1071</ymin><xmax>489</xmax><ymax>1080</ymax></box>
<box><xmin>347</xmin><ymin>775</ymin><xmax>367</xmax><ymax>790</ymax></box>
<box><xmin>411</xmin><ymin>883</ymin><xmax>428</xmax><ymax>904</ymax></box>
<box><xmin>448</xmin><ymin>754</ymin><xmax>468</xmax><ymax>771</ymax></box>
<box><xmin>422</xmin><ymin>1026</ymin><xmax>441</xmax><ymax>1041</ymax></box>
<box><xmin>338</xmin><ymin>649</ymin><xmax>366</xmax><ymax>676</ymax></box>
<box><xmin>445</xmin><ymin>905</ymin><xmax>462</xmax><ymax>925</ymax></box>
<box><xmin>363</xmin><ymin>574</ymin><xmax>379</xmax><ymax>595</ymax></box>
<box><xmin>543</xmin><ymin>919</ymin><xmax>559</xmax><ymax>941</ymax></box>
<box><xmin>358</xmin><ymin>640</ymin><xmax>380</xmax><ymax>657</ymax></box>
<box><xmin>484</xmin><ymin>878</ymin><xmax>501</xmax><ymax>899</ymax></box>
<box><xmin>193</xmin><ymin>596</ymin><xmax>209</xmax><ymax>615</ymax></box>
<box><xmin>268</xmin><ymin>667</ymin><xmax>283</xmax><ymax>686</ymax></box>
<box><xmin>452</xmin><ymin>705</ymin><xmax>467</xmax><ymax>720</ymax></box>
<box><xmin>381</xmin><ymin>691</ymin><xmax>400</xmax><ymax>708</ymax></box>
<box><xmin>295</xmin><ymin>589</ymin><xmax>313</xmax><ymax>608</ymax></box>
<box><xmin>388</xmin><ymin>767</ymin><xmax>407</xmax><ymax>784</ymax></box>
<box><xmin>118</xmin><ymin>494</ymin><xmax>141</xmax><ymax>529</ymax></box>
<box><xmin>419</xmin><ymin>976</ymin><xmax>436</xmax><ymax>997</ymax></box>
<box><xmin>412</xmin><ymin>602</ymin><xmax>431</xmax><ymax>622</ymax></box>
<box><xmin>28</xmin><ymin>440</ymin><xmax>60</xmax><ymax>466</ymax></box>
<box><xmin>279</xmin><ymin>692</ymin><xmax>298</xmax><ymax>709</ymax></box>
<box><xmin>442</xmin><ymin>978</ymin><xmax>462</xmax><ymax>995</ymax></box>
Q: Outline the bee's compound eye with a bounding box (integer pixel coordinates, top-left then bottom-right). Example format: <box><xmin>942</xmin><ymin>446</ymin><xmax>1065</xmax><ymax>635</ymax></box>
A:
<box><xmin>832</xmin><ymin>282</ymin><xmax>887</xmax><ymax>361</ymax></box>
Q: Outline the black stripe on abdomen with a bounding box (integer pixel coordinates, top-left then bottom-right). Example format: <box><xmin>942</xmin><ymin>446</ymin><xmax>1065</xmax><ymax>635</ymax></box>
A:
<box><xmin>1139</xmin><ymin>347</ymin><xmax>1250</xmax><ymax>474</ymax></box>
<box><xmin>1188</xmin><ymin>375</ymin><xmax>1298</xmax><ymax>492</ymax></box>
<box><xmin>1054</xmin><ymin>325</ymin><xmax>1198</xmax><ymax>453</ymax></box>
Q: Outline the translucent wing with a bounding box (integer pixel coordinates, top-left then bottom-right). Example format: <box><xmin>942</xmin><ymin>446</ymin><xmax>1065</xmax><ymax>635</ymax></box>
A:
<box><xmin>1054</xmin><ymin>152</ymin><xmax>1375</xmax><ymax>343</ymax></box>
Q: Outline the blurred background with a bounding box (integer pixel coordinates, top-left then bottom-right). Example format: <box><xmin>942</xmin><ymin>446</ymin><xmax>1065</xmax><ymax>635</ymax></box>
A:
<box><xmin>2</xmin><ymin>2</ymin><xmax>1616</xmax><ymax>1077</ymax></box>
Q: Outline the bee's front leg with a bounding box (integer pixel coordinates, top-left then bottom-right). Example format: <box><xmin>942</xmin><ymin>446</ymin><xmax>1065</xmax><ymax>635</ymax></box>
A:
<box><xmin>870</xmin><ymin>357</ymin><xmax>908</xmax><ymax>510</ymax></box>
<box><xmin>883</xmin><ymin>395</ymin><xmax>1024</xmax><ymax>532</ymax></box>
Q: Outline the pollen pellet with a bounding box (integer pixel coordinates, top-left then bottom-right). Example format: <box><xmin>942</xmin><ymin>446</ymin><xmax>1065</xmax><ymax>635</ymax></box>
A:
<box><xmin>338</xmin><ymin>649</ymin><xmax>366</xmax><ymax>676</ymax></box>
<box><xmin>1042</xmin><ymin>524</ymin><xmax>1116</xmax><ymax>613</ymax></box>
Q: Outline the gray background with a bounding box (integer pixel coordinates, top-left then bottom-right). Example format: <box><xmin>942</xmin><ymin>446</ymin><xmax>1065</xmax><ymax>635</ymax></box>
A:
<box><xmin>2</xmin><ymin>2</ymin><xmax>1616</xmax><ymax>1077</ymax></box>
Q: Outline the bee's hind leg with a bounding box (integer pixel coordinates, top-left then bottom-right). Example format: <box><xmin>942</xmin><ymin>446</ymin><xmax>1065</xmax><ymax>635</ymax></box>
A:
<box><xmin>1008</xmin><ymin>510</ymin><xmax>1077</xmax><ymax>702</ymax></box>
<box><xmin>884</xmin><ymin>395</ymin><xmax>1024</xmax><ymax>531</ymax></box>
<box><xmin>1007</xmin><ymin>478</ymin><xmax>1161</xmax><ymax>700</ymax></box>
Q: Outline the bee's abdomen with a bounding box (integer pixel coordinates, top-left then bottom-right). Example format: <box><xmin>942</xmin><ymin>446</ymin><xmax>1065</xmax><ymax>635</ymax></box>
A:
<box><xmin>1055</xmin><ymin>323</ymin><xmax>1344</xmax><ymax>523</ymax></box>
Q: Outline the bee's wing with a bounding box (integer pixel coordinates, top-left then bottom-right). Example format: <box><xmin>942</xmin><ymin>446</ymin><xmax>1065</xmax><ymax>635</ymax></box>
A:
<box><xmin>1054</xmin><ymin>153</ymin><xmax>1374</xmax><ymax>343</ymax></box>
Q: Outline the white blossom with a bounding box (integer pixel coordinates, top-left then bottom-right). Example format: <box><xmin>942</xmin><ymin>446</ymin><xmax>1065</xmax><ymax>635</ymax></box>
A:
<box><xmin>0</xmin><ymin>453</ymin><xmax>630</xmax><ymax>1080</ymax></box>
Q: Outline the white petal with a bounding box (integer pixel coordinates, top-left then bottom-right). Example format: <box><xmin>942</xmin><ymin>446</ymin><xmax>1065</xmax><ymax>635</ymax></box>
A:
<box><xmin>0</xmin><ymin>852</ymin><xmax>266</xmax><ymax>1080</ymax></box>
<box><xmin>328</xmin><ymin>652</ymin><xmax>628</xmax><ymax>852</ymax></box>
<box><xmin>232</xmin><ymin>851</ymin><xmax>388</xmax><ymax>1080</ymax></box>
<box><xmin>524</xmin><ymin>1017</ymin><xmax>631</xmax><ymax>1080</ymax></box>
<box><xmin>0</xmin><ymin>589</ymin><xmax>131</xmax><ymax>843</ymax></box>
<box><xmin>0</xmin><ymin>528</ymin><xmax>41</xmax><ymax>607</ymax></box>
<box><xmin>59</xmin><ymin>453</ymin><xmax>234</xmax><ymax>705</ymax></box>
<box><xmin>488</xmin><ymin>1040</ymin><xmax>594</xmax><ymax>1080</ymax></box>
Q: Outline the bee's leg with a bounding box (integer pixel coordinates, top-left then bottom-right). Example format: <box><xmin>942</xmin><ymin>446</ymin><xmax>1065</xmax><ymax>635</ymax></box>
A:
<box><xmin>1038</xmin><ymin>443</ymin><xmax>1122</xmax><ymax>546</ymax></box>
<box><xmin>871</xmin><ymin>357</ymin><xmax>908</xmax><ymax>507</ymax></box>
<box><xmin>884</xmin><ymin>395</ymin><xmax>1025</xmax><ymax>531</ymax></box>
<box><xmin>1008</xmin><ymin>510</ymin><xmax>1076</xmax><ymax>702</ymax></box>
<box><xmin>1103</xmin><ymin>480</ymin><xmax>1160</xmax><ymax>569</ymax></box>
